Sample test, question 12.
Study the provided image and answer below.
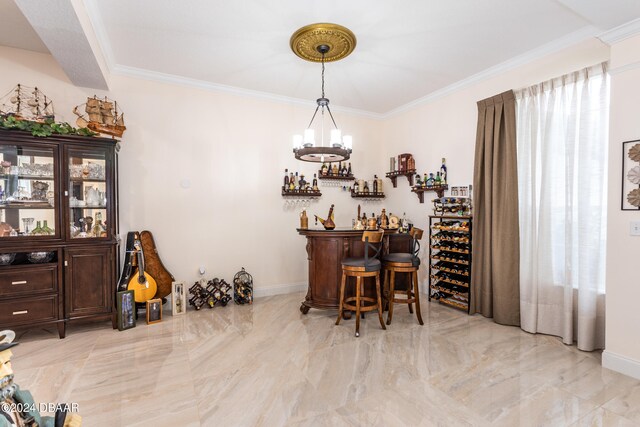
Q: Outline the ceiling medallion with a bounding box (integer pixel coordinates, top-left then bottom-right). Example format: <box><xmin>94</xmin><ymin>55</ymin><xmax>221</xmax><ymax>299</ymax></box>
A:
<box><xmin>290</xmin><ymin>23</ymin><xmax>357</xmax><ymax>63</ymax></box>
<box><xmin>291</xmin><ymin>23</ymin><xmax>355</xmax><ymax>163</ymax></box>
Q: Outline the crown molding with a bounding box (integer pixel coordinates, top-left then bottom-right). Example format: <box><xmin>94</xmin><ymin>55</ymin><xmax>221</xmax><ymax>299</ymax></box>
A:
<box><xmin>383</xmin><ymin>26</ymin><xmax>599</xmax><ymax>118</ymax></box>
<box><xmin>598</xmin><ymin>18</ymin><xmax>640</xmax><ymax>45</ymax></box>
<box><xmin>80</xmin><ymin>2</ymin><xmax>605</xmax><ymax>120</ymax></box>
<box><xmin>110</xmin><ymin>64</ymin><xmax>384</xmax><ymax>119</ymax></box>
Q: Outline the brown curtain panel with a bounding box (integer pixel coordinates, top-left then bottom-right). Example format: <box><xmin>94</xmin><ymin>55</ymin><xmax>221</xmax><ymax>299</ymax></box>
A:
<box><xmin>470</xmin><ymin>90</ymin><xmax>520</xmax><ymax>326</ymax></box>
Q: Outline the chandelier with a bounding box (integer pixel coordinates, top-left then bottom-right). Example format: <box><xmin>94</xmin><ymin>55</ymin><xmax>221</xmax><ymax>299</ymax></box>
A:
<box><xmin>290</xmin><ymin>23</ymin><xmax>356</xmax><ymax>162</ymax></box>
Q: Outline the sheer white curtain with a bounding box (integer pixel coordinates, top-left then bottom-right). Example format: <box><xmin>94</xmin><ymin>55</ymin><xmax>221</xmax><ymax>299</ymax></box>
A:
<box><xmin>515</xmin><ymin>62</ymin><xmax>609</xmax><ymax>351</ymax></box>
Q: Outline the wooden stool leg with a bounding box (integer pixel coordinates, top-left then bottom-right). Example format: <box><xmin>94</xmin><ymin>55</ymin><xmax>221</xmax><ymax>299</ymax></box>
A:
<box><xmin>375</xmin><ymin>272</ymin><xmax>386</xmax><ymax>330</ymax></box>
<box><xmin>335</xmin><ymin>272</ymin><xmax>347</xmax><ymax>326</ymax></box>
<box><xmin>360</xmin><ymin>278</ymin><xmax>365</xmax><ymax>319</ymax></box>
<box><xmin>407</xmin><ymin>272</ymin><xmax>414</xmax><ymax>314</ymax></box>
<box><xmin>386</xmin><ymin>270</ymin><xmax>396</xmax><ymax>325</ymax></box>
<box><xmin>355</xmin><ymin>276</ymin><xmax>362</xmax><ymax>337</ymax></box>
<box><xmin>413</xmin><ymin>270</ymin><xmax>424</xmax><ymax>325</ymax></box>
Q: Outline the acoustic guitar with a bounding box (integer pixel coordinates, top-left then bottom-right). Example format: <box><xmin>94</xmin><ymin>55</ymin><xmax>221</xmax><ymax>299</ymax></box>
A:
<box><xmin>128</xmin><ymin>239</ymin><xmax>158</xmax><ymax>303</ymax></box>
<box><xmin>140</xmin><ymin>230</ymin><xmax>175</xmax><ymax>299</ymax></box>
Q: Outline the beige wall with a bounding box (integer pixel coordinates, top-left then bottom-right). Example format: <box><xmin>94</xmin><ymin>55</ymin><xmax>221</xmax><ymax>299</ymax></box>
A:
<box><xmin>0</xmin><ymin>46</ymin><xmax>383</xmax><ymax>293</ymax></box>
<box><xmin>603</xmin><ymin>34</ymin><xmax>640</xmax><ymax>378</ymax></box>
<box><xmin>2</xmin><ymin>36</ymin><xmax>639</xmax><ymax>376</ymax></box>
<box><xmin>380</xmin><ymin>38</ymin><xmax>610</xmax><ymax>285</ymax></box>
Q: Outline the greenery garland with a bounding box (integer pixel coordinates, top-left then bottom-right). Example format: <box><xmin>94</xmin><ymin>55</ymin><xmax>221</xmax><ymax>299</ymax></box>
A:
<box><xmin>0</xmin><ymin>115</ymin><xmax>97</xmax><ymax>138</ymax></box>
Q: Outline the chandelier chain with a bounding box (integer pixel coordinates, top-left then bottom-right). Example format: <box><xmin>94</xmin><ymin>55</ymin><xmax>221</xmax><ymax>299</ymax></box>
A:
<box><xmin>321</xmin><ymin>52</ymin><xmax>325</xmax><ymax>98</ymax></box>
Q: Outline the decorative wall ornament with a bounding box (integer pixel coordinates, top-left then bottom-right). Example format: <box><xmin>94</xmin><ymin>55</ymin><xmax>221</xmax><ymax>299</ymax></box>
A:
<box><xmin>622</xmin><ymin>140</ymin><xmax>640</xmax><ymax>210</ymax></box>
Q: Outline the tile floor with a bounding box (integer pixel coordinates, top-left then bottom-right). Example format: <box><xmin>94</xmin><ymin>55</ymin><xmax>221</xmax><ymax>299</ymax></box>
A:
<box><xmin>9</xmin><ymin>292</ymin><xmax>640</xmax><ymax>426</ymax></box>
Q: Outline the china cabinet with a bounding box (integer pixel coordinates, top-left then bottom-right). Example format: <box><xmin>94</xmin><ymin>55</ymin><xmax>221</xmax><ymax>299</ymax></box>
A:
<box><xmin>0</xmin><ymin>130</ymin><xmax>119</xmax><ymax>338</ymax></box>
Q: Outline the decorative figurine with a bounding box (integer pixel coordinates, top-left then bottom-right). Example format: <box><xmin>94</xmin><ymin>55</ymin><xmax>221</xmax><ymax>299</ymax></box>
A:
<box><xmin>0</xmin><ymin>84</ymin><xmax>54</xmax><ymax>122</ymax></box>
<box><xmin>73</xmin><ymin>95</ymin><xmax>126</xmax><ymax>138</ymax></box>
<box><xmin>0</xmin><ymin>330</ymin><xmax>82</xmax><ymax>426</ymax></box>
<box><xmin>314</xmin><ymin>204</ymin><xmax>336</xmax><ymax>230</ymax></box>
<box><xmin>380</xmin><ymin>208</ymin><xmax>389</xmax><ymax>228</ymax></box>
<box><xmin>233</xmin><ymin>267</ymin><xmax>254</xmax><ymax>305</ymax></box>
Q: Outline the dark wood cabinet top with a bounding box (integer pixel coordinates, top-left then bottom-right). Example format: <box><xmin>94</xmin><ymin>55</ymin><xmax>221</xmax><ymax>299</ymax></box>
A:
<box><xmin>297</xmin><ymin>228</ymin><xmax>405</xmax><ymax>237</ymax></box>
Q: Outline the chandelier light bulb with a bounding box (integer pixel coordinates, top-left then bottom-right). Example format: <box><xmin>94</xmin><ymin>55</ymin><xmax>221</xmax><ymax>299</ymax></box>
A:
<box><xmin>330</xmin><ymin>129</ymin><xmax>342</xmax><ymax>147</ymax></box>
<box><xmin>292</xmin><ymin>134</ymin><xmax>303</xmax><ymax>149</ymax></box>
<box><xmin>343</xmin><ymin>135</ymin><xmax>353</xmax><ymax>150</ymax></box>
<box><xmin>304</xmin><ymin>129</ymin><xmax>315</xmax><ymax>147</ymax></box>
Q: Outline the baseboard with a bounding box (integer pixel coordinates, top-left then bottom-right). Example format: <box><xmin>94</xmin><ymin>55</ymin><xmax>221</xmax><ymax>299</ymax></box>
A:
<box><xmin>253</xmin><ymin>282</ymin><xmax>307</xmax><ymax>298</ymax></box>
<box><xmin>602</xmin><ymin>350</ymin><xmax>640</xmax><ymax>380</ymax></box>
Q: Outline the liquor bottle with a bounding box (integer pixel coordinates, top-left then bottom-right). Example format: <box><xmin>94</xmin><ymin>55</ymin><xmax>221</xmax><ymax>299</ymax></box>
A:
<box><xmin>284</xmin><ymin>169</ymin><xmax>289</xmax><ymax>187</ymax></box>
<box><xmin>435</xmin><ymin>172</ymin><xmax>442</xmax><ymax>187</ymax></box>
<box><xmin>347</xmin><ymin>162</ymin><xmax>352</xmax><ymax>176</ymax></box>
<box><xmin>342</xmin><ymin>163</ymin><xmax>348</xmax><ymax>176</ymax></box>
<box><xmin>440</xmin><ymin>158</ymin><xmax>447</xmax><ymax>185</ymax></box>
<box><xmin>337</xmin><ymin>161</ymin><xmax>343</xmax><ymax>176</ymax></box>
<box><xmin>332</xmin><ymin>163</ymin><xmax>339</xmax><ymax>176</ymax></box>
<box><xmin>321</xmin><ymin>162</ymin><xmax>329</xmax><ymax>176</ymax></box>
<box><xmin>289</xmin><ymin>172</ymin><xmax>295</xmax><ymax>188</ymax></box>
<box><xmin>376</xmin><ymin>176</ymin><xmax>383</xmax><ymax>193</ymax></box>
<box><xmin>363</xmin><ymin>180</ymin><xmax>370</xmax><ymax>194</ymax></box>
<box><xmin>401</xmin><ymin>213</ymin><xmax>407</xmax><ymax>232</ymax></box>
<box><xmin>312</xmin><ymin>173</ymin><xmax>318</xmax><ymax>191</ymax></box>
<box><xmin>422</xmin><ymin>173</ymin><xmax>428</xmax><ymax>188</ymax></box>
<box><xmin>294</xmin><ymin>172</ymin><xmax>299</xmax><ymax>189</ymax></box>
<box><xmin>353</xmin><ymin>181</ymin><xmax>359</xmax><ymax>193</ymax></box>
<box><xmin>427</xmin><ymin>173</ymin><xmax>435</xmax><ymax>187</ymax></box>
<box><xmin>373</xmin><ymin>175</ymin><xmax>378</xmax><ymax>193</ymax></box>
<box><xmin>299</xmin><ymin>174</ymin><xmax>307</xmax><ymax>191</ymax></box>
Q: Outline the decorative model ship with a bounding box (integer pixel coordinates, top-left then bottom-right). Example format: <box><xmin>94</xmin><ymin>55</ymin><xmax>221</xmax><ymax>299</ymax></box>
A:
<box><xmin>73</xmin><ymin>96</ymin><xmax>126</xmax><ymax>138</ymax></box>
<box><xmin>0</xmin><ymin>84</ymin><xmax>54</xmax><ymax>122</ymax></box>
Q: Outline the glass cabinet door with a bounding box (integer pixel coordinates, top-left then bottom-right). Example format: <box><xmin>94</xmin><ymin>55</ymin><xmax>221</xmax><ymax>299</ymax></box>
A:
<box><xmin>0</xmin><ymin>144</ymin><xmax>58</xmax><ymax>238</ymax></box>
<box><xmin>67</xmin><ymin>148</ymin><xmax>109</xmax><ymax>239</ymax></box>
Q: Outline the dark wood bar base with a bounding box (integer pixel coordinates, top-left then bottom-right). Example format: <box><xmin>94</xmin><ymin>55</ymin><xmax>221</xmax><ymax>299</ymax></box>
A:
<box><xmin>297</xmin><ymin>228</ymin><xmax>412</xmax><ymax>313</ymax></box>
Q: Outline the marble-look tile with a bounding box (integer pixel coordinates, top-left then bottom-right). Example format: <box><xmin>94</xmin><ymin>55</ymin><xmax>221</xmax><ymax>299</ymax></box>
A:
<box><xmin>570</xmin><ymin>407</ymin><xmax>640</xmax><ymax>427</ymax></box>
<box><xmin>603</xmin><ymin>383</ymin><xmax>640</xmax><ymax>424</ymax></box>
<box><xmin>4</xmin><ymin>292</ymin><xmax>638</xmax><ymax>426</ymax></box>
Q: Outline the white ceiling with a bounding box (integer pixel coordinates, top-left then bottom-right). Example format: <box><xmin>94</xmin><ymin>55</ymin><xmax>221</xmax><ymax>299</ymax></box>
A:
<box><xmin>0</xmin><ymin>0</ymin><xmax>48</xmax><ymax>53</ymax></box>
<box><xmin>3</xmin><ymin>0</ymin><xmax>640</xmax><ymax>114</ymax></box>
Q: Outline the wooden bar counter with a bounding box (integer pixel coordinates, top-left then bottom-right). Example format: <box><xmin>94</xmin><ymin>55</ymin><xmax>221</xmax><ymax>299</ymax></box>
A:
<box><xmin>298</xmin><ymin>228</ymin><xmax>412</xmax><ymax>314</ymax></box>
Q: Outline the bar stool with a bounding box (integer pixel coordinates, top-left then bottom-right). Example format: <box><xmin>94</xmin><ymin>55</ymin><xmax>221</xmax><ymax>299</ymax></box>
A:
<box><xmin>335</xmin><ymin>230</ymin><xmax>386</xmax><ymax>337</ymax></box>
<box><xmin>383</xmin><ymin>227</ymin><xmax>424</xmax><ymax>325</ymax></box>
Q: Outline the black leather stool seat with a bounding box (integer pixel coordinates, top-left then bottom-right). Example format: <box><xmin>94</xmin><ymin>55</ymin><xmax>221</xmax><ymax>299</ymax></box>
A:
<box><xmin>382</xmin><ymin>253</ymin><xmax>421</xmax><ymax>267</ymax></box>
<box><xmin>342</xmin><ymin>257</ymin><xmax>381</xmax><ymax>271</ymax></box>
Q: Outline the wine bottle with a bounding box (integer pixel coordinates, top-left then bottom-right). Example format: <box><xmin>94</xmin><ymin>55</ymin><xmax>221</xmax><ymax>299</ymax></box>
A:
<box><xmin>373</xmin><ymin>175</ymin><xmax>378</xmax><ymax>193</ymax></box>
<box><xmin>312</xmin><ymin>173</ymin><xmax>318</xmax><ymax>191</ymax></box>
<box><xmin>363</xmin><ymin>181</ymin><xmax>370</xmax><ymax>194</ymax></box>
<box><xmin>347</xmin><ymin>162</ymin><xmax>352</xmax><ymax>176</ymax></box>
<box><xmin>440</xmin><ymin>158</ymin><xmax>447</xmax><ymax>185</ymax></box>
<box><xmin>284</xmin><ymin>168</ymin><xmax>289</xmax><ymax>187</ymax></box>
<box><xmin>435</xmin><ymin>172</ymin><xmax>442</xmax><ymax>187</ymax></box>
<box><xmin>321</xmin><ymin>162</ymin><xmax>328</xmax><ymax>176</ymax></box>
<box><xmin>332</xmin><ymin>163</ymin><xmax>339</xmax><ymax>176</ymax></box>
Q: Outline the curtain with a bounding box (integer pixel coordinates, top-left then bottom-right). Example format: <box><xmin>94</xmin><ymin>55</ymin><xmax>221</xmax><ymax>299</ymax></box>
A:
<box><xmin>515</xmin><ymin>62</ymin><xmax>609</xmax><ymax>351</ymax></box>
<box><xmin>470</xmin><ymin>90</ymin><xmax>521</xmax><ymax>326</ymax></box>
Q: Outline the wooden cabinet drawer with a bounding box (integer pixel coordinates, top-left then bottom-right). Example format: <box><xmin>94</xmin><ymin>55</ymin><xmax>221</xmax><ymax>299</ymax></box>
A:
<box><xmin>0</xmin><ymin>295</ymin><xmax>58</xmax><ymax>326</ymax></box>
<box><xmin>0</xmin><ymin>264</ymin><xmax>57</xmax><ymax>297</ymax></box>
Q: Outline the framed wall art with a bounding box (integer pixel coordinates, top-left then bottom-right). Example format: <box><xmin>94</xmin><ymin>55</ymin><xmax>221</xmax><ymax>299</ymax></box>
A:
<box><xmin>146</xmin><ymin>298</ymin><xmax>163</xmax><ymax>324</ymax></box>
<box><xmin>172</xmin><ymin>281</ymin><xmax>187</xmax><ymax>316</ymax></box>
<box><xmin>622</xmin><ymin>140</ymin><xmax>640</xmax><ymax>210</ymax></box>
<box><xmin>117</xmin><ymin>290</ymin><xmax>136</xmax><ymax>331</ymax></box>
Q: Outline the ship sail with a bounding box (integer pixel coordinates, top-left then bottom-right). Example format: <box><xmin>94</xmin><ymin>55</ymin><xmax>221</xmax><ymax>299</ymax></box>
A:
<box><xmin>73</xmin><ymin>95</ymin><xmax>126</xmax><ymax>138</ymax></box>
<box><xmin>0</xmin><ymin>84</ymin><xmax>54</xmax><ymax>122</ymax></box>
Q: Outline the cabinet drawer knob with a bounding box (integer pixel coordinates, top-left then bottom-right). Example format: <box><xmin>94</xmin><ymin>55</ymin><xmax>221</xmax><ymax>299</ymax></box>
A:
<box><xmin>11</xmin><ymin>280</ymin><xmax>27</xmax><ymax>285</ymax></box>
<box><xmin>12</xmin><ymin>310</ymin><xmax>28</xmax><ymax>315</ymax></box>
